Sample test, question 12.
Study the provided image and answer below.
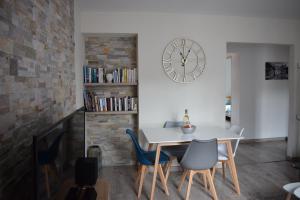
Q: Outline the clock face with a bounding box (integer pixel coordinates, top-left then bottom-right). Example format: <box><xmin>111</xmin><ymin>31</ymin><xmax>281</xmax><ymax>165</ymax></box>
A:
<box><xmin>162</xmin><ymin>38</ymin><xmax>206</xmax><ymax>83</ymax></box>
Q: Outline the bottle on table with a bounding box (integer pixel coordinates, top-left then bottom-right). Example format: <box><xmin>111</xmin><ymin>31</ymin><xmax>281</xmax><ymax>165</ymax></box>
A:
<box><xmin>183</xmin><ymin>109</ymin><xmax>191</xmax><ymax>128</ymax></box>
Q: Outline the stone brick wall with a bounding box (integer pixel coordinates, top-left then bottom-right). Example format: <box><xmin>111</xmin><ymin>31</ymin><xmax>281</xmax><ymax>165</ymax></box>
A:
<box><xmin>85</xmin><ymin>34</ymin><xmax>138</xmax><ymax>166</ymax></box>
<box><xmin>85</xmin><ymin>35</ymin><xmax>137</xmax><ymax>68</ymax></box>
<box><xmin>85</xmin><ymin>113</ymin><xmax>138</xmax><ymax>166</ymax></box>
<box><xmin>0</xmin><ymin>0</ymin><xmax>75</xmax><ymax>198</ymax></box>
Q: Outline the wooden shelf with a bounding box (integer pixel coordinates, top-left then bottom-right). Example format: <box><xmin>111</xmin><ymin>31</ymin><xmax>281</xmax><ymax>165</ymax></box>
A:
<box><xmin>85</xmin><ymin>111</ymin><xmax>138</xmax><ymax>115</ymax></box>
<box><xmin>84</xmin><ymin>83</ymin><xmax>138</xmax><ymax>87</ymax></box>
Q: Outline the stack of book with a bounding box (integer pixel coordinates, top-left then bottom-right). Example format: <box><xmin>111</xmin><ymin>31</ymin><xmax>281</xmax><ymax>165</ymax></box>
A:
<box><xmin>83</xmin><ymin>66</ymin><xmax>104</xmax><ymax>83</ymax></box>
<box><xmin>83</xmin><ymin>65</ymin><xmax>137</xmax><ymax>84</ymax></box>
<box><xmin>112</xmin><ymin>68</ymin><xmax>137</xmax><ymax>83</ymax></box>
<box><xmin>84</xmin><ymin>90</ymin><xmax>137</xmax><ymax>112</ymax></box>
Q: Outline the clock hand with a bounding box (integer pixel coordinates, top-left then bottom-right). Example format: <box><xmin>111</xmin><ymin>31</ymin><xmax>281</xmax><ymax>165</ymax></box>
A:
<box><xmin>179</xmin><ymin>51</ymin><xmax>185</xmax><ymax>59</ymax></box>
<box><xmin>184</xmin><ymin>43</ymin><xmax>194</xmax><ymax>62</ymax></box>
<box><xmin>183</xmin><ymin>63</ymin><xmax>186</xmax><ymax>81</ymax></box>
<box><xmin>179</xmin><ymin>51</ymin><xmax>185</xmax><ymax>66</ymax></box>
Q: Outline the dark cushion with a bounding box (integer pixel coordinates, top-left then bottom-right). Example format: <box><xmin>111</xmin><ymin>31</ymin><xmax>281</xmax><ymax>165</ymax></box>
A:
<box><xmin>75</xmin><ymin>157</ymin><xmax>98</xmax><ymax>186</ymax></box>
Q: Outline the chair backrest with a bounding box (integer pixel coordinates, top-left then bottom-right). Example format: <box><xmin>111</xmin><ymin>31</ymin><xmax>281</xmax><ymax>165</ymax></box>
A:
<box><xmin>230</xmin><ymin>125</ymin><xmax>242</xmax><ymax>135</ymax></box>
<box><xmin>180</xmin><ymin>139</ymin><xmax>218</xmax><ymax>170</ymax></box>
<box><xmin>229</xmin><ymin>125</ymin><xmax>244</xmax><ymax>156</ymax></box>
<box><xmin>163</xmin><ymin>121</ymin><xmax>184</xmax><ymax>128</ymax></box>
<box><xmin>125</xmin><ymin>129</ymin><xmax>147</xmax><ymax>164</ymax></box>
<box><xmin>49</xmin><ymin>133</ymin><xmax>63</xmax><ymax>161</ymax></box>
<box><xmin>38</xmin><ymin>133</ymin><xmax>63</xmax><ymax>164</ymax></box>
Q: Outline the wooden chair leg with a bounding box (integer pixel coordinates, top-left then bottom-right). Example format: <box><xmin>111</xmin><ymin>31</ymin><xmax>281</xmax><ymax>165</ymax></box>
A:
<box><xmin>43</xmin><ymin>165</ymin><xmax>50</xmax><ymax>198</ymax></box>
<box><xmin>138</xmin><ymin>165</ymin><xmax>147</xmax><ymax>199</ymax></box>
<box><xmin>135</xmin><ymin>165</ymin><xmax>142</xmax><ymax>187</ymax></box>
<box><xmin>164</xmin><ymin>160</ymin><xmax>173</xmax><ymax>183</ymax></box>
<box><xmin>158</xmin><ymin>164</ymin><xmax>169</xmax><ymax>195</ymax></box>
<box><xmin>202</xmin><ymin>173</ymin><xmax>207</xmax><ymax>190</ymax></box>
<box><xmin>222</xmin><ymin>161</ymin><xmax>226</xmax><ymax>180</ymax></box>
<box><xmin>211</xmin><ymin>167</ymin><xmax>216</xmax><ymax>181</ymax></box>
<box><xmin>48</xmin><ymin>164</ymin><xmax>60</xmax><ymax>182</ymax></box>
<box><xmin>285</xmin><ymin>193</ymin><xmax>292</xmax><ymax>200</ymax></box>
<box><xmin>185</xmin><ymin>171</ymin><xmax>194</xmax><ymax>200</ymax></box>
<box><xmin>164</xmin><ymin>157</ymin><xmax>174</xmax><ymax>172</ymax></box>
<box><xmin>206</xmin><ymin>170</ymin><xmax>218</xmax><ymax>200</ymax></box>
<box><xmin>178</xmin><ymin>170</ymin><xmax>188</xmax><ymax>192</ymax></box>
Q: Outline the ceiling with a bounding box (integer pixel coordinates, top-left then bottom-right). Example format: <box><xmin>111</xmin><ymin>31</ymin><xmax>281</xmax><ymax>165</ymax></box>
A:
<box><xmin>78</xmin><ymin>0</ymin><xmax>300</xmax><ymax>20</ymax></box>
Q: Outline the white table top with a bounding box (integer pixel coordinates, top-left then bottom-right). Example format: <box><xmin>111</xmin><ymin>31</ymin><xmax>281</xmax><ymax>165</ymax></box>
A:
<box><xmin>141</xmin><ymin>126</ymin><xmax>243</xmax><ymax>144</ymax></box>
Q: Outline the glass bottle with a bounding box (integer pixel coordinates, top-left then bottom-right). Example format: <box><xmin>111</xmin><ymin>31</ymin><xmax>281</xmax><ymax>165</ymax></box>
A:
<box><xmin>183</xmin><ymin>109</ymin><xmax>191</xmax><ymax>128</ymax></box>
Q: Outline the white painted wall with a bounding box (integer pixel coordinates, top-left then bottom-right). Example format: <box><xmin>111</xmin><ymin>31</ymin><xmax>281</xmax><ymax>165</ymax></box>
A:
<box><xmin>225</xmin><ymin>58</ymin><xmax>231</xmax><ymax>97</ymax></box>
<box><xmin>76</xmin><ymin>11</ymin><xmax>300</xmax><ymax>157</ymax></box>
<box><xmin>228</xmin><ymin>44</ymin><xmax>290</xmax><ymax>139</ymax></box>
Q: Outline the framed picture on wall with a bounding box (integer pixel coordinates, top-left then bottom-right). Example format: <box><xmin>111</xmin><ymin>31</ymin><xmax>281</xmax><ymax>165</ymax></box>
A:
<box><xmin>265</xmin><ymin>62</ymin><xmax>288</xmax><ymax>80</ymax></box>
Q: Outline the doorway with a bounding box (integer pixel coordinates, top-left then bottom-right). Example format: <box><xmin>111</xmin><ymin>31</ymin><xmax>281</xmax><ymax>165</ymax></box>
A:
<box><xmin>225</xmin><ymin>56</ymin><xmax>232</xmax><ymax>128</ymax></box>
<box><xmin>225</xmin><ymin>43</ymin><xmax>291</xmax><ymax>142</ymax></box>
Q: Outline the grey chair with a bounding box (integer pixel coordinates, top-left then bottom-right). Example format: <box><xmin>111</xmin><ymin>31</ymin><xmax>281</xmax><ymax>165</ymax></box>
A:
<box><xmin>163</xmin><ymin>121</ymin><xmax>184</xmax><ymax>128</ymax></box>
<box><xmin>162</xmin><ymin>121</ymin><xmax>189</xmax><ymax>182</ymax></box>
<box><xmin>178</xmin><ymin>139</ymin><xmax>218</xmax><ymax>200</ymax></box>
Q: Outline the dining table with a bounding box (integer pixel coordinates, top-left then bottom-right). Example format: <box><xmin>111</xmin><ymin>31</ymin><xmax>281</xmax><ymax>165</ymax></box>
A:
<box><xmin>141</xmin><ymin>125</ymin><xmax>243</xmax><ymax>200</ymax></box>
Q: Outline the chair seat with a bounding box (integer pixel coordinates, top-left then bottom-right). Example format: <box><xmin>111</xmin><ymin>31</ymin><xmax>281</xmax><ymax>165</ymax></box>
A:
<box><xmin>283</xmin><ymin>182</ymin><xmax>300</xmax><ymax>193</ymax></box>
<box><xmin>162</xmin><ymin>145</ymin><xmax>188</xmax><ymax>158</ymax></box>
<box><xmin>141</xmin><ymin>150</ymin><xmax>170</xmax><ymax>166</ymax></box>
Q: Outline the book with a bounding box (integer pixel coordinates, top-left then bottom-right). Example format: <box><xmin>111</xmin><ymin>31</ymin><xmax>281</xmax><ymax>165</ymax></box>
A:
<box><xmin>98</xmin><ymin>68</ymin><xmax>103</xmax><ymax>83</ymax></box>
<box><xmin>88</xmin><ymin>68</ymin><xmax>92</xmax><ymax>83</ymax></box>
<box><xmin>124</xmin><ymin>96</ymin><xmax>128</xmax><ymax>111</ymax></box>
<box><xmin>110</xmin><ymin>97</ymin><xmax>113</xmax><ymax>111</ymax></box>
<box><xmin>118</xmin><ymin>98</ymin><xmax>122</xmax><ymax>111</ymax></box>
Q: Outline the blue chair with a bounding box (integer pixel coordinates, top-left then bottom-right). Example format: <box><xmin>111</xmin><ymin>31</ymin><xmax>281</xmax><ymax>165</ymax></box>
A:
<box><xmin>38</xmin><ymin>133</ymin><xmax>63</xmax><ymax>198</ymax></box>
<box><xmin>125</xmin><ymin>129</ymin><xmax>170</xmax><ymax>198</ymax></box>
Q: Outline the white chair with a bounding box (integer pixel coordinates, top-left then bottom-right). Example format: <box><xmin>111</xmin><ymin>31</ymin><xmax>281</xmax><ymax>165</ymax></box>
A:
<box><xmin>218</xmin><ymin>125</ymin><xmax>244</xmax><ymax>180</ymax></box>
<box><xmin>294</xmin><ymin>187</ymin><xmax>300</xmax><ymax>199</ymax></box>
<box><xmin>283</xmin><ymin>182</ymin><xmax>300</xmax><ymax>200</ymax></box>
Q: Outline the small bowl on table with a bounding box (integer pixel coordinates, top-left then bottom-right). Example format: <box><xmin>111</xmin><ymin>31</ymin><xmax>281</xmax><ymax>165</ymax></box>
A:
<box><xmin>181</xmin><ymin>125</ymin><xmax>196</xmax><ymax>134</ymax></box>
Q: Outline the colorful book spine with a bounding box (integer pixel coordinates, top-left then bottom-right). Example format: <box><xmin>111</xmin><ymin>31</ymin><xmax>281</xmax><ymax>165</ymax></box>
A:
<box><xmin>98</xmin><ymin>68</ymin><xmax>103</xmax><ymax>83</ymax></box>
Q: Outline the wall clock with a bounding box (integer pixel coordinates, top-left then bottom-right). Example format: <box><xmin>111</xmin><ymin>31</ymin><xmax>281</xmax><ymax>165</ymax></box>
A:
<box><xmin>162</xmin><ymin>38</ymin><xmax>206</xmax><ymax>83</ymax></box>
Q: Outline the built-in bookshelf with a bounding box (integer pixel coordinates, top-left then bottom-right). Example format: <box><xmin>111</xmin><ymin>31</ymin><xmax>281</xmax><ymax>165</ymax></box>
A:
<box><xmin>83</xmin><ymin>33</ymin><xmax>138</xmax><ymax>166</ymax></box>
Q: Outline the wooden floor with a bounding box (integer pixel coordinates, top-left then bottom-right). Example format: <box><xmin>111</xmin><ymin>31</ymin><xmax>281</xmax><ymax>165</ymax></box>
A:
<box><xmin>99</xmin><ymin>141</ymin><xmax>299</xmax><ymax>200</ymax></box>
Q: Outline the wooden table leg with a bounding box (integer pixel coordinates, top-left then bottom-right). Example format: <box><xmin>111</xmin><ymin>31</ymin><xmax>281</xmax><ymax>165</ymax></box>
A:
<box><xmin>225</xmin><ymin>140</ymin><xmax>240</xmax><ymax>195</ymax></box>
<box><xmin>158</xmin><ymin>164</ymin><xmax>169</xmax><ymax>195</ymax></box>
<box><xmin>150</xmin><ymin>144</ymin><xmax>161</xmax><ymax>200</ymax></box>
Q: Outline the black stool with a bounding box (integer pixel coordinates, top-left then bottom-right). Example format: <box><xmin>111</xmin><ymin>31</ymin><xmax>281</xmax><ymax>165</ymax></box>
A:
<box><xmin>65</xmin><ymin>157</ymin><xmax>98</xmax><ymax>200</ymax></box>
